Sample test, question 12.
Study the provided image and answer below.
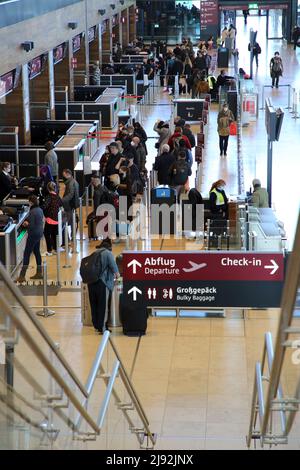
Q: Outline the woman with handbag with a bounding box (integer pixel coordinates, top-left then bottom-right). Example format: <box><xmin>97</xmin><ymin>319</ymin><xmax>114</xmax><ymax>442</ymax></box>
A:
<box><xmin>217</xmin><ymin>103</ymin><xmax>235</xmax><ymax>157</ymax></box>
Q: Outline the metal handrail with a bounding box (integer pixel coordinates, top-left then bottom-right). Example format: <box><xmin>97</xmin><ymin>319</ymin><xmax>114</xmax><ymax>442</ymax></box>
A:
<box><xmin>0</xmin><ymin>262</ymin><xmax>88</xmax><ymax>398</ymax></box>
<box><xmin>0</xmin><ymin>293</ymin><xmax>100</xmax><ymax>434</ymax></box>
<box><xmin>1</xmin><ymin>262</ymin><xmax>156</xmax><ymax>446</ymax></box>
<box><xmin>73</xmin><ymin>331</ymin><xmax>156</xmax><ymax>446</ymax></box>
<box><xmin>261</xmin><ymin>215</ymin><xmax>300</xmax><ymax>437</ymax></box>
<box><xmin>247</xmin><ymin>213</ymin><xmax>300</xmax><ymax>447</ymax></box>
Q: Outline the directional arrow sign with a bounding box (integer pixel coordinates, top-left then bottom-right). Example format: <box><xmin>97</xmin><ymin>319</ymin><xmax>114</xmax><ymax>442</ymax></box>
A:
<box><xmin>128</xmin><ymin>286</ymin><xmax>142</xmax><ymax>301</ymax></box>
<box><xmin>127</xmin><ymin>259</ymin><xmax>142</xmax><ymax>274</ymax></box>
<box><xmin>264</xmin><ymin>260</ymin><xmax>279</xmax><ymax>275</ymax></box>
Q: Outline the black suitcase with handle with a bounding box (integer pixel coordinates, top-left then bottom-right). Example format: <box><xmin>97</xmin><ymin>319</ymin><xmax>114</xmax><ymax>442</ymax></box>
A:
<box><xmin>120</xmin><ymin>294</ymin><xmax>148</xmax><ymax>337</ymax></box>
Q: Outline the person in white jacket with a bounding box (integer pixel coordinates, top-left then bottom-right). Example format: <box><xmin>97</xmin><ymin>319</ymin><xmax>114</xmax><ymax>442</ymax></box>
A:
<box><xmin>153</xmin><ymin>120</ymin><xmax>171</xmax><ymax>155</ymax></box>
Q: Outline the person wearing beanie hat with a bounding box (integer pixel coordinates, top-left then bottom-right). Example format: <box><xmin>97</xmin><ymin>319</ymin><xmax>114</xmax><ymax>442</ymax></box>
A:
<box><xmin>252</xmin><ymin>179</ymin><xmax>269</xmax><ymax>208</ymax></box>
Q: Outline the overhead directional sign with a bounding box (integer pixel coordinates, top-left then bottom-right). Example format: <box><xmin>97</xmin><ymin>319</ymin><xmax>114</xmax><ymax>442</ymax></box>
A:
<box><xmin>123</xmin><ymin>251</ymin><xmax>286</xmax><ymax>309</ymax></box>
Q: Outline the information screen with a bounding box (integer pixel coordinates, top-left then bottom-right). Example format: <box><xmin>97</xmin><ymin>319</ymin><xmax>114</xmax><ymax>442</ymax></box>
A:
<box><xmin>29</xmin><ymin>56</ymin><xmax>42</xmax><ymax>79</ymax></box>
<box><xmin>156</xmin><ymin>188</ymin><xmax>172</xmax><ymax>198</ymax></box>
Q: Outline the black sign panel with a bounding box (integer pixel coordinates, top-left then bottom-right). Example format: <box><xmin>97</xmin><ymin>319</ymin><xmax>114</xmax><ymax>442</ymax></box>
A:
<box><xmin>123</xmin><ymin>280</ymin><xmax>284</xmax><ymax>309</ymax></box>
<box><xmin>174</xmin><ymin>99</ymin><xmax>205</xmax><ymax>122</ymax></box>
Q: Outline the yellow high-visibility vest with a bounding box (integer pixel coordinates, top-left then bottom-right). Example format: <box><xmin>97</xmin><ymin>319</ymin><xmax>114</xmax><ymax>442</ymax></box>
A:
<box><xmin>210</xmin><ymin>188</ymin><xmax>225</xmax><ymax>206</ymax></box>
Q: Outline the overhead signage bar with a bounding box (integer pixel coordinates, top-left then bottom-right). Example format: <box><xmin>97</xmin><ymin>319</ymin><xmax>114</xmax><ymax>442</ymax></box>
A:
<box><xmin>123</xmin><ymin>251</ymin><xmax>286</xmax><ymax>309</ymax></box>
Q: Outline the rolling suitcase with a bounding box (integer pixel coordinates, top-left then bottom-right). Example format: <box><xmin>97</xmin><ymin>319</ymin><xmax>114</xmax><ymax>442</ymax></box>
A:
<box><xmin>120</xmin><ymin>294</ymin><xmax>148</xmax><ymax>337</ymax></box>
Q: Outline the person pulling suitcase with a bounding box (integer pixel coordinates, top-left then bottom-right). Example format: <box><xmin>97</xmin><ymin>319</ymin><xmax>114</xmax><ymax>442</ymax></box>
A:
<box><xmin>80</xmin><ymin>239</ymin><xmax>120</xmax><ymax>334</ymax></box>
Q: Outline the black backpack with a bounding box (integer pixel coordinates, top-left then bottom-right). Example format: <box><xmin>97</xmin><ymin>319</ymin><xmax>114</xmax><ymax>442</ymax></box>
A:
<box><xmin>172</xmin><ymin>160</ymin><xmax>189</xmax><ymax>185</ymax></box>
<box><xmin>80</xmin><ymin>248</ymin><xmax>106</xmax><ymax>284</ymax></box>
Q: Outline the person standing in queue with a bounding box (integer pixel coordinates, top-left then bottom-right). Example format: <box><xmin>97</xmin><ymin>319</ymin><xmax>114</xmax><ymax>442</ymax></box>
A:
<box><xmin>87</xmin><ymin>239</ymin><xmax>120</xmax><ymax>335</ymax></box>
<box><xmin>251</xmin><ymin>179</ymin><xmax>269</xmax><ymax>208</ymax></box>
<box><xmin>16</xmin><ymin>195</ymin><xmax>44</xmax><ymax>283</ymax></box>
<box><xmin>44</xmin><ymin>141</ymin><xmax>58</xmax><ymax>185</ymax></box>
<box><xmin>61</xmin><ymin>169</ymin><xmax>80</xmax><ymax>243</ymax></box>
<box><xmin>209</xmin><ymin>180</ymin><xmax>229</xmax><ymax>219</ymax></box>
<box><xmin>270</xmin><ymin>52</ymin><xmax>283</xmax><ymax>89</ymax></box>
<box><xmin>217</xmin><ymin>103</ymin><xmax>235</xmax><ymax>157</ymax></box>
<box><xmin>42</xmin><ymin>182</ymin><xmax>63</xmax><ymax>256</ymax></box>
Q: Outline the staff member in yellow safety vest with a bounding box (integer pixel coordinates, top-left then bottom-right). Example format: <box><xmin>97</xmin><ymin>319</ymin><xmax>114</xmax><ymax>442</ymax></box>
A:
<box><xmin>209</xmin><ymin>179</ymin><xmax>228</xmax><ymax>219</ymax></box>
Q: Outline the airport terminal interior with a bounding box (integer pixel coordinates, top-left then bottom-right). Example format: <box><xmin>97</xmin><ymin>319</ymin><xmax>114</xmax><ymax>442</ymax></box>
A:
<box><xmin>0</xmin><ymin>0</ymin><xmax>300</xmax><ymax>451</ymax></box>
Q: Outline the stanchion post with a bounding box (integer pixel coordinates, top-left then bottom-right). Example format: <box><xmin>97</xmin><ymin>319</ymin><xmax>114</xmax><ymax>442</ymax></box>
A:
<box><xmin>58</xmin><ymin>209</ymin><xmax>63</xmax><ymax>248</ymax></box>
<box><xmin>36</xmin><ymin>261</ymin><xmax>55</xmax><ymax>317</ymax></box>
<box><xmin>72</xmin><ymin>210</ymin><xmax>79</xmax><ymax>254</ymax></box>
<box><xmin>63</xmin><ymin>225</ymin><xmax>71</xmax><ymax>269</ymax></box>
<box><xmin>85</xmin><ymin>186</ymin><xmax>89</xmax><ymax>222</ymax></box>
<box><xmin>79</xmin><ymin>197</ymin><xmax>84</xmax><ymax>243</ymax></box>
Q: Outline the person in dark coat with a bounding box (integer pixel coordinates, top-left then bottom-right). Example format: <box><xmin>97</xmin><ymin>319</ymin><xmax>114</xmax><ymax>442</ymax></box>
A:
<box><xmin>133</xmin><ymin>122</ymin><xmax>148</xmax><ymax>155</ymax></box>
<box><xmin>154</xmin><ymin>144</ymin><xmax>176</xmax><ymax>186</ymax></box>
<box><xmin>16</xmin><ymin>195</ymin><xmax>44</xmax><ymax>282</ymax></box>
<box><xmin>270</xmin><ymin>51</ymin><xmax>283</xmax><ymax>88</ymax></box>
<box><xmin>42</xmin><ymin>182</ymin><xmax>63</xmax><ymax>256</ymax></box>
<box><xmin>183</xmin><ymin>124</ymin><xmax>196</xmax><ymax>148</ymax></box>
<box><xmin>292</xmin><ymin>25</ymin><xmax>300</xmax><ymax>50</ymax></box>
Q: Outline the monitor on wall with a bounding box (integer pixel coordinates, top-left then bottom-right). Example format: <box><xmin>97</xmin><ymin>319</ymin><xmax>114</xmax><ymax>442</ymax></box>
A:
<box><xmin>54</xmin><ymin>43</ymin><xmax>66</xmax><ymax>64</ymax></box>
<box><xmin>72</xmin><ymin>34</ymin><xmax>82</xmax><ymax>53</ymax></box>
<box><xmin>29</xmin><ymin>54</ymin><xmax>47</xmax><ymax>79</ymax></box>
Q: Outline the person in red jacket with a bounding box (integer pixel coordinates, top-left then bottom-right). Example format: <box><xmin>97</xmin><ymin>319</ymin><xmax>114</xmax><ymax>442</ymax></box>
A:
<box><xmin>168</xmin><ymin>126</ymin><xmax>192</xmax><ymax>151</ymax></box>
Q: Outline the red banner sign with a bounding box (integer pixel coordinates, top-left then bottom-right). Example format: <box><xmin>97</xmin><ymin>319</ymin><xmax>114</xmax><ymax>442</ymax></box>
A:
<box><xmin>123</xmin><ymin>252</ymin><xmax>284</xmax><ymax>282</ymax></box>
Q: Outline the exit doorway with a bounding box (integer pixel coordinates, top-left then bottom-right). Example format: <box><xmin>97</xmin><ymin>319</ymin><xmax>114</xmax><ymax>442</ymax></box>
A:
<box><xmin>220</xmin><ymin>6</ymin><xmax>289</xmax><ymax>41</ymax></box>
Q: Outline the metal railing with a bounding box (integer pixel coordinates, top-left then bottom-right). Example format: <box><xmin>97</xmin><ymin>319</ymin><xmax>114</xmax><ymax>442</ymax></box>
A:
<box><xmin>260</xmin><ymin>84</ymin><xmax>293</xmax><ymax>111</ymax></box>
<box><xmin>247</xmin><ymin>212</ymin><xmax>300</xmax><ymax>448</ymax></box>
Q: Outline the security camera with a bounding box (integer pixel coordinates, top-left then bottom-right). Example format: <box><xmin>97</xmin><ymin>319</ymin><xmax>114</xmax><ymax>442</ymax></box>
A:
<box><xmin>68</xmin><ymin>22</ymin><xmax>78</xmax><ymax>30</ymax></box>
<box><xmin>98</xmin><ymin>9</ymin><xmax>106</xmax><ymax>15</ymax></box>
<box><xmin>110</xmin><ymin>3</ymin><xmax>116</xmax><ymax>9</ymax></box>
<box><xmin>21</xmin><ymin>41</ymin><xmax>34</xmax><ymax>52</ymax></box>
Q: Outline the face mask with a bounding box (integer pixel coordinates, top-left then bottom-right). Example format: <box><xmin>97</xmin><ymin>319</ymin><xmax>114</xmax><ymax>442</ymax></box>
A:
<box><xmin>218</xmin><ymin>186</ymin><xmax>225</xmax><ymax>191</ymax></box>
<box><xmin>131</xmin><ymin>142</ymin><xmax>136</xmax><ymax>147</ymax></box>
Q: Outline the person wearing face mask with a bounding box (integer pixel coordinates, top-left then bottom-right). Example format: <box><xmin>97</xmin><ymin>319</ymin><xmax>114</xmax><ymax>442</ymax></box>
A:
<box><xmin>209</xmin><ymin>179</ymin><xmax>228</xmax><ymax>219</ymax></box>
<box><xmin>217</xmin><ymin>103</ymin><xmax>235</xmax><ymax>156</ymax></box>
<box><xmin>0</xmin><ymin>162</ymin><xmax>18</xmax><ymax>203</ymax></box>
<box><xmin>16</xmin><ymin>195</ymin><xmax>44</xmax><ymax>283</ymax></box>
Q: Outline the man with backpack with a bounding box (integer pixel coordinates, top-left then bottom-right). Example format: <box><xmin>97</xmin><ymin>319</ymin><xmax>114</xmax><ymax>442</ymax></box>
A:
<box><xmin>248</xmin><ymin>41</ymin><xmax>261</xmax><ymax>67</ymax></box>
<box><xmin>169</xmin><ymin>151</ymin><xmax>192</xmax><ymax>198</ymax></box>
<box><xmin>80</xmin><ymin>239</ymin><xmax>120</xmax><ymax>334</ymax></box>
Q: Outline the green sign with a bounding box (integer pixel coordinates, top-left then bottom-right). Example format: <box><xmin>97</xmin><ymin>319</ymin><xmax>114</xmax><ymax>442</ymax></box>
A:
<box><xmin>249</xmin><ymin>3</ymin><xmax>259</xmax><ymax>9</ymax></box>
